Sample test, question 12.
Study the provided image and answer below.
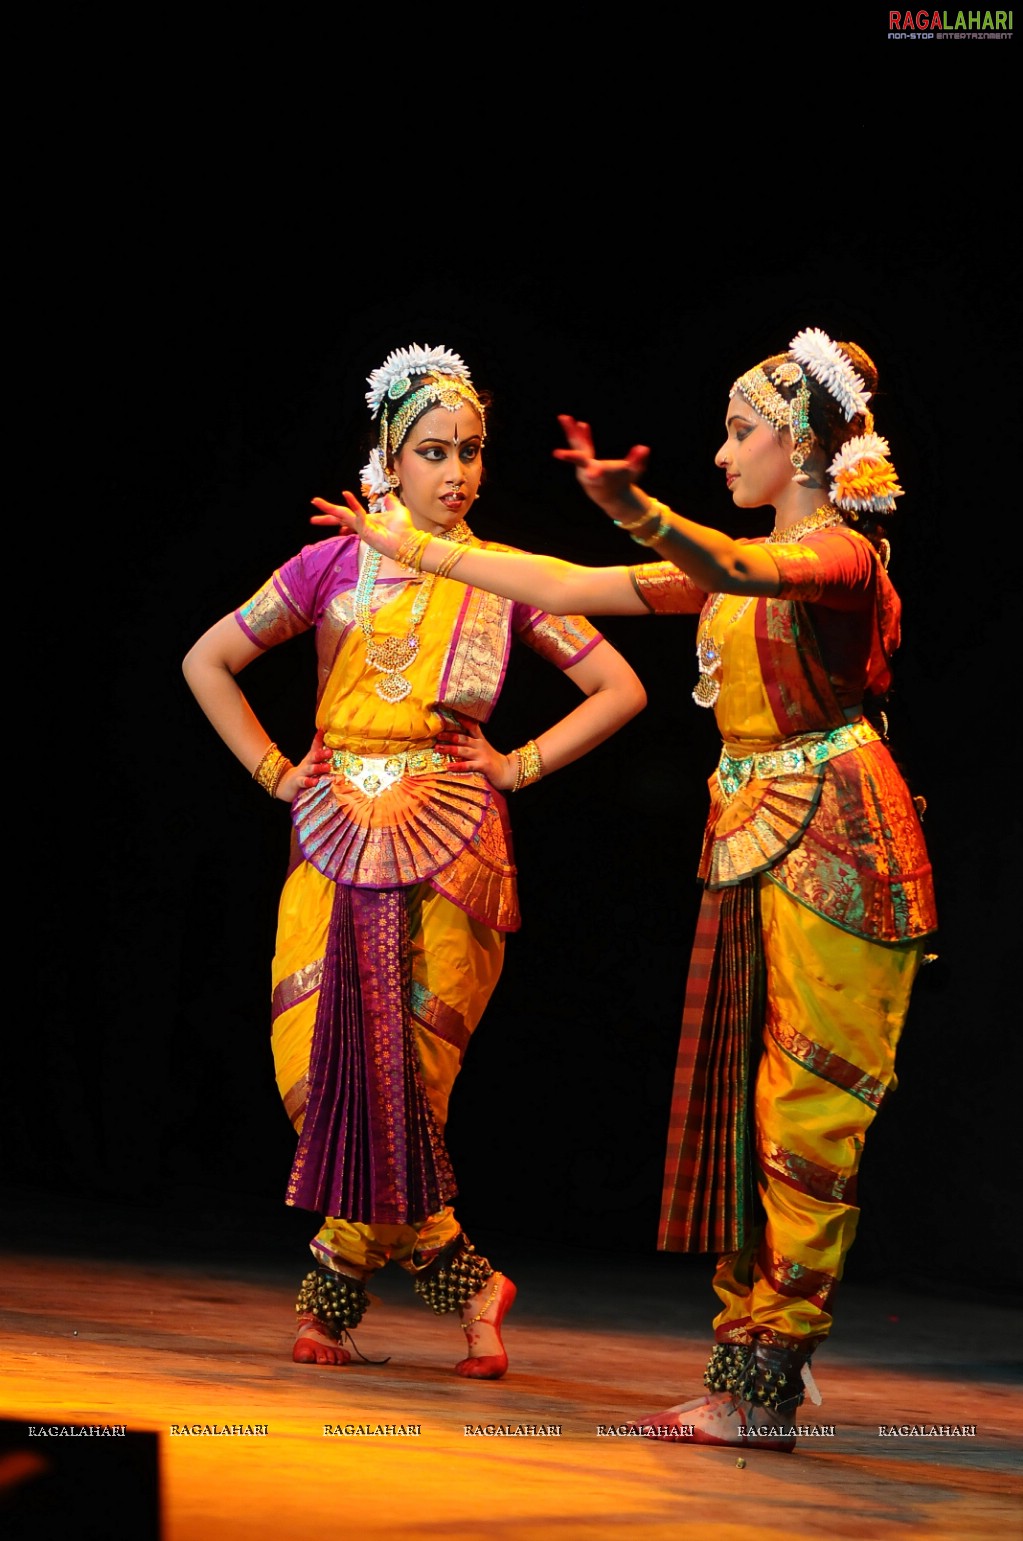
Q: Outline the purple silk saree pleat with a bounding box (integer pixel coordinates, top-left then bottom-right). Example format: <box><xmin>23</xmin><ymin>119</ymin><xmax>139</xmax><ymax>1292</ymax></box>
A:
<box><xmin>658</xmin><ymin>882</ymin><xmax>762</xmax><ymax>1255</ymax></box>
<box><xmin>286</xmin><ymin>884</ymin><xmax>456</xmax><ymax>1224</ymax></box>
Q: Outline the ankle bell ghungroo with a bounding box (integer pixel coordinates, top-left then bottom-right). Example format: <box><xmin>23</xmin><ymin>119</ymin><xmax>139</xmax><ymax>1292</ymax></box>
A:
<box><xmin>733</xmin><ymin>1338</ymin><xmax>813</xmax><ymax>1413</ymax></box>
<box><xmin>704</xmin><ymin>1342</ymin><xmax>748</xmax><ymax>1394</ymax></box>
<box><xmin>411</xmin><ymin>1233</ymin><xmax>494</xmax><ymax>1315</ymax></box>
<box><xmin>295</xmin><ymin>1267</ymin><xmax>369</xmax><ymax>1333</ymax></box>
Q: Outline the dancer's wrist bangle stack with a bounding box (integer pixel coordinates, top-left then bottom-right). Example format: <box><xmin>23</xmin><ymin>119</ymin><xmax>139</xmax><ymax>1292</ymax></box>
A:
<box><xmin>614</xmin><ymin>500</ymin><xmax>671</xmax><ymax>546</ymax></box>
<box><xmin>252</xmin><ymin>742</ymin><xmax>292</xmax><ymax>798</ymax></box>
<box><xmin>512</xmin><ymin>739</ymin><xmax>543</xmax><ymax>792</ymax></box>
<box><xmin>394</xmin><ymin>530</ymin><xmax>432</xmax><ymax>572</ymax></box>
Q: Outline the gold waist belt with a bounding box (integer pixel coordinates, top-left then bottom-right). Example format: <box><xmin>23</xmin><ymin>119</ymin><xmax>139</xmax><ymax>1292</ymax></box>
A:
<box><xmin>329</xmin><ymin>745</ymin><xmax>456</xmax><ymax>800</ymax></box>
<box><xmin>717</xmin><ymin>719</ymin><xmax>879</xmax><ymax>800</ymax></box>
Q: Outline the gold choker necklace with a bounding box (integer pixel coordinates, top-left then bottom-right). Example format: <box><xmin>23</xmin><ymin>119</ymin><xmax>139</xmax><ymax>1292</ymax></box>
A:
<box><xmin>767</xmin><ymin>506</ymin><xmax>844</xmax><ymax>543</ymax></box>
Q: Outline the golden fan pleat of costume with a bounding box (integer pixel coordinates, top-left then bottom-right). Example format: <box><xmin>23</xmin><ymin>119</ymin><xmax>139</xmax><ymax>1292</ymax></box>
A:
<box><xmin>704</xmin><ymin>771</ymin><xmax>823</xmax><ymax>888</ymax></box>
<box><xmin>291</xmin><ymin>770</ymin><xmax>491</xmax><ymax>888</ymax></box>
<box><xmin>429</xmin><ymin>803</ymin><xmax>521</xmax><ymax>932</ymax></box>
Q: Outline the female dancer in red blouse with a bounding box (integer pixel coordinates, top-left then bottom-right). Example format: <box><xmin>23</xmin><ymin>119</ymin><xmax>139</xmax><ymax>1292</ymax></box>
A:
<box><xmin>315</xmin><ymin>328</ymin><xmax>936</xmax><ymax>1446</ymax></box>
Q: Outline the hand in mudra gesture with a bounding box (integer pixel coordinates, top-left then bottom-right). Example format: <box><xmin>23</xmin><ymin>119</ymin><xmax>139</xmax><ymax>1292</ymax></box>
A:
<box><xmin>310</xmin><ymin>491</ymin><xmax>415</xmax><ymax>560</ymax></box>
<box><xmin>553</xmin><ymin>414</ymin><xmax>650</xmax><ymax>518</ymax></box>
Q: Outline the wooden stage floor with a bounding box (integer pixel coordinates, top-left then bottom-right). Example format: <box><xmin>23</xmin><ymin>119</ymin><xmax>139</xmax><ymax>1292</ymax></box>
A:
<box><xmin>1</xmin><ymin>1223</ymin><xmax>1020</xmax><ymax>1540</ymax></box>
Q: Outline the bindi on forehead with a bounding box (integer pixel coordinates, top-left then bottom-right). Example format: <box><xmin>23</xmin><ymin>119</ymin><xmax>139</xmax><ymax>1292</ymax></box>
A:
<box><xmin>409</xmin><ymin>404</ymin><xmax>483</xmax><ymax>447</ymax></box>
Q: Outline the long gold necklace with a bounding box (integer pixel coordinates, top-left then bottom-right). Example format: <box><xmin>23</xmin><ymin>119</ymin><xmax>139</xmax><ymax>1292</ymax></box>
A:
<box><xmin>692</xmin><ymin>507</ymin><xmax>842</xmax><ymax>708</ymax></box>
<box><xmin>693</xmin><ymin>594</ymin><xmax>753</xmax><ymax>708</ymax></box>
<box><xmin>355</xmin><ymin>524</ymin><xmax>472</xmax><ymax>704</ymax></box>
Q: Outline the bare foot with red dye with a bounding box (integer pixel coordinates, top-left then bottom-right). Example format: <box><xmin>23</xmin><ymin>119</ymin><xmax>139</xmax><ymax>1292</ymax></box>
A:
<box><xmin>293</xmin><ymin>1316</ymin><xmax>351</xmax><ymax>1366</ymax></box>
<box><xmin>455</xmin><ymin>1272</ymin><xmax>516</xmax><ymax>1379</ymax></box>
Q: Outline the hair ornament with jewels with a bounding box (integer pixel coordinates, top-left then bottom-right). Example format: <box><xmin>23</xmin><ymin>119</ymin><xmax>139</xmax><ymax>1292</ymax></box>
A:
<box><xmin>731</xmin><ymin>327</ymin><xmax>902</xmax><ymax>524</ymax></box>
<box><xmin>365</xmin><ymin>344</ymin><xmax>475</xmax><ymax>414</ymax></box>
<box><xmin>364</xmin><ymin>343</ymin><xmax>488</xmax><ymax>476</ymax></box>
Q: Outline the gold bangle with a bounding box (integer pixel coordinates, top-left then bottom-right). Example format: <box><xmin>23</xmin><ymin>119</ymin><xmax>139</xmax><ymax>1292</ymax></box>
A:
<box><xmin>613</xmin><ymin>502</ymin><xmax>659</xmax><ymax>533</ymax></box>
<box><xmin>435</xmin><ymin>543</ymin><xmax>468</xmax><ymax>580</ymax></box>
<box><xmin>252</xmin><ymin>743</ymin><xmax>292</xmax><ymax>798</ymax></box>
<box><xmin>252</xmin><ymin>742</ymin><xmax>280</xmax><ymax>785</ymax></box>
<box><xmin>512</xmin><ymin>739</ymin><xmax>543</xmax><ymax>792</ymax></box>
<box><xmin>394</xmin><ymin>530</ymin><xmax>431</xmax><ymax>572</ymax></box>
<box><xmin>268</xmin><ymin>754</ymin><xmax>293</xmax><ymax>798</ymax></box>
<box><xmin>631</xmin><ymin>500</ymin><xmax>672</xmax><ymax>547</ymax></box>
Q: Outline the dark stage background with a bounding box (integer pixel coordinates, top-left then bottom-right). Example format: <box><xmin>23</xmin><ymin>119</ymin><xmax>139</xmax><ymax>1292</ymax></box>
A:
<box><xmin>14</xmin><ymin>82</ymin><xmax>1020</xmax><ymax>1301</ymax></box>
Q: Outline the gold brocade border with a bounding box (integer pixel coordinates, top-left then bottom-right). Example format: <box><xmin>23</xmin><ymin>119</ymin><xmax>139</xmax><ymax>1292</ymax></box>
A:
<box><xmin>759</xmin><ymin>1247</ymin><xmax>838</xmax><ymax>1309</ymax></box>
<box><xmin>759</xmin><ymin>1139</ymin><xmax>854</xmax><ymax>1206</ymax></box>
<box><xmin>629</xmin><ymin>562</ymin><xmax>706</xmax><ymax>615</ymax></box>
<box><xmin>520</xmin><ymin>610</ymin><xmax>602</xmax><ymax>666</ymax></box>
<box><xmin>440</xmin><ymin>583</ymin><xmax>512</xmax><ymax>717</ymax></box>
<box><xmin>768</xmin><ymin>1016</ymin><xmax>888</xmax><ymax>1110</ymax></box>
<box><xmin>316</xmin><ymin>590</ymin><xmax>358</xmax><ymax>706</ymax></box>
<box><xmin>237</xmin><ymin>575</ymin><xmax>311</xmax><ymax>648</ymax></box>
<box><xmin>272</xmin><ymin>958</ymin><xmax>324</xmax><ymax>1023</ymax></box>
<box><xmin>409</xmin><ymin>982</ymin><xmax>471</xmax><ymax>1058</ymax></box>
<box><xmin>283</xmin><ymin>1074</ymin><xmax>308</xmax><ymax>1130</ymax></box>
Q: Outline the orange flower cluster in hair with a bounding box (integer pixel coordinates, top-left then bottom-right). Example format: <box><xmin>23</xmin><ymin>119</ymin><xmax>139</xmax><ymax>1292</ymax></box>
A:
<box><xmin>832</xmin><ymin>459</ymin><xmax>902</xmax><ymax>507</ymax></box>
<box><xmin>827</xmin><ymin>433</ymin><xmax>903</xmax><ymax>514</ymax></box>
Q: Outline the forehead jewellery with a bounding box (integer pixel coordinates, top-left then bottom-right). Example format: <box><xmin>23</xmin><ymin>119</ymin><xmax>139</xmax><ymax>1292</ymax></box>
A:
<box><xmin>730</xmin><ymin>328</ymin><xmax>901</xmax><ymax>515</ymax></box>
<box><xmin>729</xmin><ymin>327</ymin><xmax>863</xmax><ymax>475</ymax></box>
<box><xmin>359</xmin><ymin>344</ymin><xmax>487</xmax><ymax>508</ymax></box>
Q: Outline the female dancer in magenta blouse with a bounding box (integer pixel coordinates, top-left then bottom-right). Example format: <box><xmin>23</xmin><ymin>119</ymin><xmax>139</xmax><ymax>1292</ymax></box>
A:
<box><xmin>315</xmin><ymin>328</ymin><xmax>937</xmax><ymax>1446</ymax></box>
<box><xmin>184</xmin><ymin>344</ymin><xmax>645</xmax><ymax>1377</ymax></box>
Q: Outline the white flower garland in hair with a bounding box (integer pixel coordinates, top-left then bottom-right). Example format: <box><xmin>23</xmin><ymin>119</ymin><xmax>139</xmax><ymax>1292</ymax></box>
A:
<box><xmin>365</xmin><ymin>344</ymin><xmax>473</xmax><ymax>414</ymax></box>
<box><xmin>790</xmin><ymin>328</ymin><xmax>871</xmax><ymax>422</ymax></box>
<box><xmin>359</xmin><ymin>448</ymin><xmax>392</xmax><ymax>512</ymax></box>
<box><xmin>827</xmin><ymin>433</ymin><xmax>903</xmax><ymax>513</ymax></box>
